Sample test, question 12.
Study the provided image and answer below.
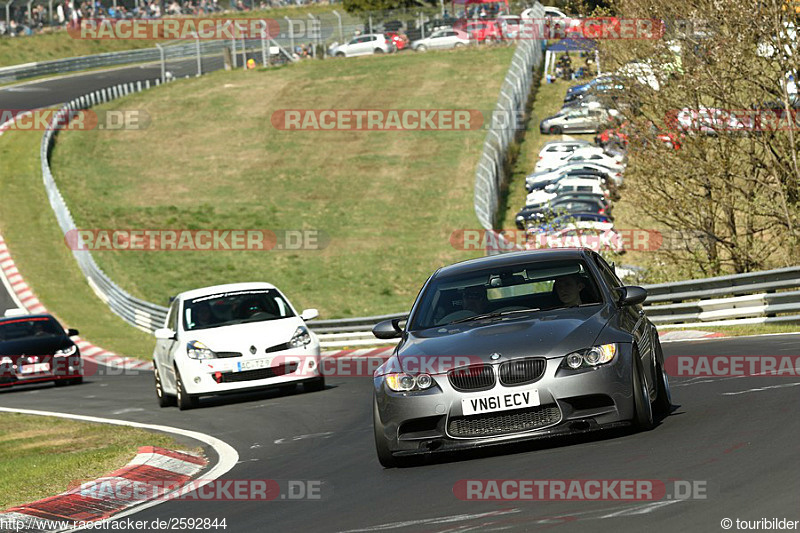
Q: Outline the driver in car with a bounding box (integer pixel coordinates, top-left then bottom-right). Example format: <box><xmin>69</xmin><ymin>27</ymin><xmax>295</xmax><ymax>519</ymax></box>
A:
<box><xmin>554</xmin><ymin>275</ymin><xmax>586</xmax><ymax>307</ymax></box>
<box><xmin>462</xmin><ymin>285</ymin><xmax>489</xmax><ymax>314</ymax></box>
<box><xmin>193</xmin><ymin>303</ymin><xmax>214</xmax><ymax>328</ymax></box>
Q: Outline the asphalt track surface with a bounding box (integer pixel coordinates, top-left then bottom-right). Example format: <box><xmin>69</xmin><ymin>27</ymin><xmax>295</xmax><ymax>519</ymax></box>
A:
<box><xmin>1</xmin><ymin>60</ymin><xmax>799</xmax><ymax>533</ymax></box>
<box><xmin>0</xmin><ymin>335</ymin><xmax>798</xmax><ymax>532</ymax></box>
<box><xmin>0</xmin><ymin>56</ymin><xmax>224</xmax><ymax>113</ymax></box>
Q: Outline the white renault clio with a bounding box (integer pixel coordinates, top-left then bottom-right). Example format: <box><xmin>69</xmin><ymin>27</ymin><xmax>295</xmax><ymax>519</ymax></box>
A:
<box><xmin>152</xmin><ymin>282</ymin><xmax>323</xmax><ymax>410</ymax></box>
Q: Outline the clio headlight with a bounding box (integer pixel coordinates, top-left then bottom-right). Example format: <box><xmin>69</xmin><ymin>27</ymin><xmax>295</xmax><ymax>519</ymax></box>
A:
<box><xmin>289</xmin><ymin>326</ymin><xmax>311</xmax><ymax>348</ymax></box>
<box><xmin>186</xmin><ymin>340</ymin><xmax>217</xmax><ymax>360</ymax></box>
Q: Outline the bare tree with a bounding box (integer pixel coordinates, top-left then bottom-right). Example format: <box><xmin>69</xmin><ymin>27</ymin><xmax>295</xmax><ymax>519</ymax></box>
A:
<box><xmin>589</xmin><ymin>0</ymin><xmax>799</xmax><ymax>276</ymax></box>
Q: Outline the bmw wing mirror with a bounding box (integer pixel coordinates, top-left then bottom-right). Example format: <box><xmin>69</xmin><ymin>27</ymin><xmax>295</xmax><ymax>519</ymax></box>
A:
<box><xmin>373</xmin><ymin>318</ymin><xmax>405</xmax><ymax>339</ymax></box>
<box><xmin>67</xmin><ymin>328</ymin><xmax>79</xmax><ymax>337</ymax></box>
<box><xmin>618</xmin><ymin>286</ymin><xmax>647</xmax><ymax>307</ymax></box>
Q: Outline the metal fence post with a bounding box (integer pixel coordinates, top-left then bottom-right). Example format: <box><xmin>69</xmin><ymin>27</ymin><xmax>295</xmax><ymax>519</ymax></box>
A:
<box><xmin>195</xmin><ymin>33</ymin><xmax>202</xmax><ymax>76</ymax></box>
<box><xmin>155</xmin><ymin>43</ymin><xmax>166</xmax><ymax>84</ymax></box>
<box><xmin>231</xmin><ymin>36</ymin><xmax>238</xmax><ymax>68</ymax></box>
<box><xmin>332</xmin><ymin>10</ymin><xmax>343</xmax><ymax>44</ymax></box>
<box><xmin>285</xmin><ymin>16</ymin><xmax>295</xmax><ymax>53</ymax></box>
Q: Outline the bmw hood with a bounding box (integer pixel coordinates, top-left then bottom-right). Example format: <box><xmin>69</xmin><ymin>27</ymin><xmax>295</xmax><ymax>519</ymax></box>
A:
<box><xmin>182</xmin><ymin>317</ymin><xmax>309</xmax><ymax>354</ymax></box>
<box><xmin>398</xmin><ymin>306</ymin><xmax>612</xmax><ymax>369</ymax></box>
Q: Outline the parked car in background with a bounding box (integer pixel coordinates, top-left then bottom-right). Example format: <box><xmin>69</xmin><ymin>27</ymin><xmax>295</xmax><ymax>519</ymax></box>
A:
<box><xmin>527</xmin><ymin>161</ymin><xmax>624</xmax><ymax>190</ymax></box>
<box><xmin>330</xmin><ymin>34</ymin><xmax>396</xmax><ymax>57</ymax></box>
<box><xmin>540</xmin><ymin>105</ymin><xmax>619</xmax><ymax>135</ymax></box>
<box><xmin>557</xmin><ymin>147</ymin><xmax>626</xmax><ymax>172</ymax></box>
<box><xmin>565</xmin><ymin>79</ymin><xmax>625</xmax><ymax>103</ymax></box>
<box><xmin>535</xmin><ymin>145</ymin><xmax>625</xmax><ymax>173</ymax></box>
<box><xmin>545</xmin><ymin>177</ymin><xmax>610</xmax><ymax>198</ymax></box>
<box><xmin>411</xmin><ymin>28</ymin><xmax>470</xmax><ymax>51</ymax></box>
<box><xmin>536</xmin><ymin>140</ymin><xmax>592</xmax><ymax>168</ymax></box>
<box><xmin>455</xmin><ymin>19</ymin><xmax>504</xmax><ymax>42</ymax></box>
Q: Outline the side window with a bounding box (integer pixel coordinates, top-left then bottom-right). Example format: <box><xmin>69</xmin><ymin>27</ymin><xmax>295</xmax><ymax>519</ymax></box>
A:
<box><xmin>167</xmin><ymin>300</ymin><xmax>179</xmax><ymax>331</ymax></box>
<box><xmin>595</xmin><ymin>254</ymin><xmax>623</xmax><ymax>289</ymax></box>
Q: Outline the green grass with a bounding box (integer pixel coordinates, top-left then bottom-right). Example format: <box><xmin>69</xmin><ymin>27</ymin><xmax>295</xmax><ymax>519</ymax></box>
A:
<box><xmin>0</xmin><ymin>130</ymin><xmax>157</xmax><ymax>359</ymax></box>
<box><xmin>0</xmin><ymin>413</ymin><xmax>183</xmax><ymax>509</ymax></box>
<box><xmin>31</xmin><ymin>47</ymin><xmax>512</xmax><ymax>347</ymax></box>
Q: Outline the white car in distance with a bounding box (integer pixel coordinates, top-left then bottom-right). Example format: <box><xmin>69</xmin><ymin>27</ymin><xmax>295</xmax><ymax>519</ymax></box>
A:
<box><xmin>411</xmin><ymin>28</ymin><xmax>470</xmax><ymax>51</ymax></box>
<box><xmin>153</xmin><ymin>282</ymin><xmax>323</xmax><ymax>410</ymax></box>
<box><xmin>537</xmin><ymin>146</ymin><xmax>627</xmax><ymax>173</ymax></box>
<box><xmin>535</xmin><ymin>140</ymin><xmax>592</xmax><ymax>171</ymax></box>
<box><xmin>330</xmin><ymin>34</ymin><xmax>395</xmax><ymax>57</ymax></box>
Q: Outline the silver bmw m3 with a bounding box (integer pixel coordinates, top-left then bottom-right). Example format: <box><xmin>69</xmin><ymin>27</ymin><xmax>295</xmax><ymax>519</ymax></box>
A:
<box><xmin>372</xmin><ymin>248</ymin><xmax>671</xmax><ymax>467</ymax></box>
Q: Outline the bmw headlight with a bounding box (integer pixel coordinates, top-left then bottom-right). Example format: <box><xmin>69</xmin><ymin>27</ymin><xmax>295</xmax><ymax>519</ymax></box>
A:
<box><xmin>289</xmin><ymin>326</ymin><xmax>311</xmax><ymax>348</ymax></box>
<box><xmin>54</xmin><ymin>345</ymin><xmax>77</xmax><ymax>357</ymax></box>
<box><xmin>563</xmin><ymin>343</ymin><xmax>617</xmax><ymax>369</ymax></box>
<box><xmin>385</xmin><ymin>372</ymin><xmax>435</xmax><ymax>392</ymax></box>
<box><xmin>186</xmin><ymin>340</ymin><xmax>217</xmax><ymax>360</ymax></box>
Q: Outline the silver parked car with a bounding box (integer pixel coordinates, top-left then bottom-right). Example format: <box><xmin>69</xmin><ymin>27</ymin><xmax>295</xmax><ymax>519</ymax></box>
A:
<box><xmin>540</xmin><ymin>106</ymin><xmax>619</xmax><ymax>135</ymax></box>
<box><xmin>371</xmin><ymin>249</ymin><xmax>670</xmax><ymax>467</ymax></box>
<box><xmin>330</xmin><ymin>34</ymin><xmax>395</xmax><ymax>57</ymax></box>
<box><xmin>411</xmin><ymin>28</ymin><xmax>470</xmax><ymax>51</ymax></box>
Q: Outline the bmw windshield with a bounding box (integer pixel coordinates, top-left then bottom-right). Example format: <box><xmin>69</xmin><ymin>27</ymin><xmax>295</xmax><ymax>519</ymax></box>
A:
<box><xmin>409</xmin><ymin>260</ymin><xmax>603</xmax><ymax>330</ymax></box>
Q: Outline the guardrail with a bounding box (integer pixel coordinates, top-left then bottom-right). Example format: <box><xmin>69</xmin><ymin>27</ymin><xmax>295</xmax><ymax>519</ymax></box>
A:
<box><xmin>308</xmin><ymin>266</ymin><xmax>800</xmax><ymax>342</ymax></box>
<box><xmin>0</xmin><ymin>11</ymin><xmax>364</xmax><ymax>84</ymax></box>
<box><xmin>40</xmin><ymin>80</ymin><xmax>172</xmax><ymax>333</ymax></box>
<box><xmin>0</xmin><ymin>40</ymin><xmax>222</xmax><ymax>84</ymax></box>
<box><xmin>642</xmin><ymin>266</ymin><xmax>800</xmax><ymax>328</ymax></box>
<box><xmin>473</xmin><ymin>2</ymin><xmax>544</xmax><ymax>254</ymax></box>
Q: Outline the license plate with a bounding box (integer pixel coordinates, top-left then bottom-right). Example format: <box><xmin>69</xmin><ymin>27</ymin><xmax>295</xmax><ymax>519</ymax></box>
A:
<box><xmin>236</xmin><ymin>358</ymin><xmax>271</xmax><ymax>372</ymax></box>
<box><xmin>462</xmin><ymin>388</ymin><xmax>540</xmax><ymax>416</ymax></box>
<box><xmin>20</xmin><ymin>363</ymin><xmax>50</xmax><ymax>374</ymax></box>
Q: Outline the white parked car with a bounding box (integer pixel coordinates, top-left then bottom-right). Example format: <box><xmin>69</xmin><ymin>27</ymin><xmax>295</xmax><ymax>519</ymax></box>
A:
<box><xmin>411</xmin><ymin>28</ymin><xmax>470</xmax><ymax>51</ymax></box>
<box><xmin>525</xmin><ymin>188</ymin><xmax>557</xmax><ymax>207</ymax></box>
<box><xmin>545</xmin><ymin>176</ymin><xmax>609</xmax><ymax>197</ymax></box>
<box><xmin>526</xmin><ymin>161</ymin><xmax>625</xmax><ymax>190</ymax></box>
<box><xmin>152</xmin><ymin>282</ymin><xmax>323</xmax><ymax>410</ymax></box>
<box><xmin>535</xmin><ymin>145</ymin><xmax>614</xmax><ymax>173</ymax></box>
<box><xmin>536</xmin><ymin>140</ymin><xmax>592</xmax><ymax>171</ymax></box>
<box><xmin>330</xmin><ymin>34</ymin><xmax>395</xmax><ymax>57</ymax></box>
<box><xmin>555</xmin><ymin>146</ymin><xmax>627</xmax><ymax>172</ymax></box>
